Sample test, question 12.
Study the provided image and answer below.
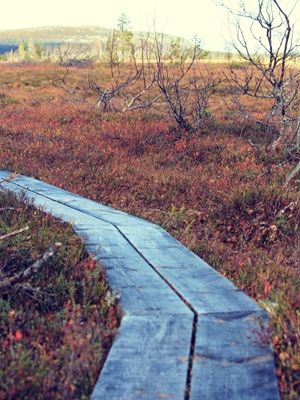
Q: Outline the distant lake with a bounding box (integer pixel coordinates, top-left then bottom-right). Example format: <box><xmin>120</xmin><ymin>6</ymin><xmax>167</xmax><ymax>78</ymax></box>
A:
<box><xmin>0</xmin><ymin>44</ymin><xmax>18</xmax><ymax>55</ymax></box>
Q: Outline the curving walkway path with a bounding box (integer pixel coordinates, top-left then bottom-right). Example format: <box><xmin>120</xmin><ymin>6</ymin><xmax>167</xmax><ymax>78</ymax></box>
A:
<box><xmin>0</xmin><ymin>170</ymin><xmax>280</xmax><ymax>400</ymax></box>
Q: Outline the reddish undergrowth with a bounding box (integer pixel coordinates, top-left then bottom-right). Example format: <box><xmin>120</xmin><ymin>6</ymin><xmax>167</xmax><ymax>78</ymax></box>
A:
<box><xmin>0</xmin><ymin>188</ymin><xmax>120</xmax><ymax>400</ymax></box>
<box><xmin>0</xmin><ymin>62</ymin><xmax>299</xmax><ymax>399</ymax></box>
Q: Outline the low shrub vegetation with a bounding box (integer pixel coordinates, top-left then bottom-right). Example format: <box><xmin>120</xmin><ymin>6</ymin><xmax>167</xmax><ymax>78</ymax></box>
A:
<box><xmin>0</xmin><ymin>62</ymin><xmax>299</xmax><ymax>399</ymax></box>
<box><xmin>0</xmin><ymin>184</ymin><xmax>121</xmax><ymax>399</ymax></box>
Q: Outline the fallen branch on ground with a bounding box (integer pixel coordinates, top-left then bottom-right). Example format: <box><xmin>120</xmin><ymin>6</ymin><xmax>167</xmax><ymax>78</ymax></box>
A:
<box><xmin>0</xmin><ymin>242</ymin><xmax>62</xmax><ymax>292</ymax></box>
<box><xmin>0</xmin><ymin>226</ymin><xmax>29</xmax><ymax>241</ymax></box>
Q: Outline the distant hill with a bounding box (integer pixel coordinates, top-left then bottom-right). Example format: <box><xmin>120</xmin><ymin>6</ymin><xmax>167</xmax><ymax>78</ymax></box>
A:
<box><xmin>0</xmin><ymin>26</ymin><xmax>114</xmax><ymax>52</ymax></box>
<box><xmin>0</xmin><ymin>25</ymin><xmax>191</xmax><ymax>54</ymax></box>
<box><xmin>0</xmin><ymin>25</ymin><xmax>113</xmax><ymax>43</ymax></box>
<box><xmin>0</xmin><ymin>26</ymin><xmax>229</xmax><ymax>61</ymax></box>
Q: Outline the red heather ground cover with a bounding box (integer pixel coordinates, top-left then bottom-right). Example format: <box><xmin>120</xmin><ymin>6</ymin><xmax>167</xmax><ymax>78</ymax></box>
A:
<box><xmin>0</xmin><ymin>62</ymin><xmax>299</xmax><ymax>398</ymax></box>
<box><xmin>0</xmin><ymin>187</ymin><xmax>120</xmax><ymax>399</ymax></box>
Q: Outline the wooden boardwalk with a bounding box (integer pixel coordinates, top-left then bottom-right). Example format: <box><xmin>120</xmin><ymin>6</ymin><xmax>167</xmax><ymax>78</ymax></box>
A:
<box><xmin>0</xmin><ymin>170</ymin><xmax>280</xmax><ymax>400</ymax></box>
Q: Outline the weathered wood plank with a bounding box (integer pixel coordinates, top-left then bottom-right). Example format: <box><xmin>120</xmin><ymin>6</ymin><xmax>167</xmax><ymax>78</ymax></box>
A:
<box><xmin>71</xmin><ymin>228</ymin><xmax>192</xmax><ymax>316</ymax></box>
<box><xmin>0</xmin><ymin>178</ymin><xmax>190</xmax><ymax>317</ymax></box>
<box><xmin>190</xmin><ymin>311</ymin><xmax>280</xmax><ymax>400</ymax></box>
<box><xmin>91</xmin><ymin>314</ymin><xmax>193</xmax><ymax>400</ymax></box>
<box><xmin>0</xmin><ymin>170</ymin><xmax>281</xmax><ymax>400</ymax></box>
<box><xmin>88</xmin><ymin>247</ymin><xmax>191</xmax><ymax>316</ymax></box>
<box><xmin>112</xmin><ymin>224</ymin><xmax>262</xmax><ymax>313</ymax></box>
<box><xmin>0</xmin><ymin>170</ymin><xmax>11</xmax><ymax>180</ymax></box>
<box><xmin>0</xmin><ymin>172</ymin><xmax>143</xmax><ymax>222</ymax></box>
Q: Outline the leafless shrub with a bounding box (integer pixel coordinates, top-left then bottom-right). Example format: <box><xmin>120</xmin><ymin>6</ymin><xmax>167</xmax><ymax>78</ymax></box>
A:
<box><xmin>149</xmin><ymin>33</ymin><xmax>222</xmax><ymax>132</ymax></box>
<box><xmin>215</xmin><ymin>0</ymin><xmax>300</xmax><ymax>185</ymax></box>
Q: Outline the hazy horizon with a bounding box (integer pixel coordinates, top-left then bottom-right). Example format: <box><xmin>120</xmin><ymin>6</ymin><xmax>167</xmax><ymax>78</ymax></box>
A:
<box><xmin>1</xmin><ymin>0</ymin><xmax>229</xmax><ymax>52</ymax></box>
<box><xmin>2</xmin><ymin>0</ymin><xmax>300</xmax><ymax>53</ymax></box>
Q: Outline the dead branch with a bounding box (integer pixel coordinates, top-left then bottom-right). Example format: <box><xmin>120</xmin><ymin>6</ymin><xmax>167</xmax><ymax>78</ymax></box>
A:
<box><xmin>284</xmin><ymin>160</ymin><xmax>300</xmax><ymax>187</ymax></box>
<box><xmin>216</xmin><ymin>0</ymin><xmax>300</xmax><ymax>184</ymax></box>
<box><xmin>17</xmin><ymin>282</ymin><xmax>58</xmax><ymax>310</ymax></box>
<box><xmin>0</xmin><ymin>172</ymin><xmax>20</xmax><ymax>187</ymax></box>
<box><xmin>52</xmin><ymin>69</ymin><xmax>81</xmax><ymax>107</ymax></box>
<box><xmin>0</xmin><ymin>226</ymin><xmax>29</xmax><ymax>240</ymax></box>
<box><xmin>0</xmin><ymin>242</ymin><xmax>62</xmax><ymax>292</ymax></box>
<box><xmin>121</xmin><ymin>79</ymin><xmax>162</xmax><ymax>112</ymax></box>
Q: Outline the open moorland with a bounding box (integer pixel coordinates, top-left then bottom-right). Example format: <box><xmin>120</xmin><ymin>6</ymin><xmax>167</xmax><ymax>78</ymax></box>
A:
<box><xmin>0</xmin><ymin>61</ymin><xmax>299</xmax><ymax>399</ymax></box>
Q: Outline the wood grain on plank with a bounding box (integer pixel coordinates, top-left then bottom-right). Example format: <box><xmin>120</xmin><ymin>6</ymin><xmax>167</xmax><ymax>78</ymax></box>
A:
<box><xmin>190</xmin><ymin>311</ymin><xmax>280</xmax><ymax>400</ymax></box>
<box><xmin>91</xmin><ymin>314</ymin><xmax>193</xmax><ymax>400</ymax></box>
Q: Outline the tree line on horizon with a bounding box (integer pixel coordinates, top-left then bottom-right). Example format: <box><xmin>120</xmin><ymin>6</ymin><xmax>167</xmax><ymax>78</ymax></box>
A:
<box><xmin>0</xmin><ymin>13</ymin><xmax>229</xmax><ymax>64</ymax></box>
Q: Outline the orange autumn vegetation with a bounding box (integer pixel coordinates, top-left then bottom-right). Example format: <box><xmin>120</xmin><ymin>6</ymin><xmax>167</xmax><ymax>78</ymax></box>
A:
<box><xmin>0</xmin><ymin>62</ymin><xmax>299</xmax><ymax>399</ymax></box>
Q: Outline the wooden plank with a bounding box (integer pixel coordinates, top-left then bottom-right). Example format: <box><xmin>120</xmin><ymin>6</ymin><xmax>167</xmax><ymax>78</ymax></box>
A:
<box><xmin>80</xmin><ymin>232</ymin><xmax>191</xmax><ymax>316</ymax></box>
<box><xmin>190</xmin><ymin>311</ymin><xmax>280</xmax><ymax>400</ymax></box>
<box><xmin>91</xmin><ymin>314</ymin><xmax>193</xmax><ymax>400</ymax></box>
<box><xmin>0</xmin><ymin>170</ymin><xmax>281</xmax><ymax>400</ymax></box>
<box><xmin>104</xmin><ymin>273</ymin><xmax>191</xmax><ymax>316</ymax></box>
<box><xmin>1</xmin><ymin>173</ymin><xmax>145</xmax><ymax>223</ymax></box>
<box><xmin>113</xmin><ymin>224</ymin><xmax>262</xmax><ymax>313</ymax></box>
<box><xmin>0</xmin><ymin>180</ymin><xmax>190</xmax><ymax>317</ymax></box>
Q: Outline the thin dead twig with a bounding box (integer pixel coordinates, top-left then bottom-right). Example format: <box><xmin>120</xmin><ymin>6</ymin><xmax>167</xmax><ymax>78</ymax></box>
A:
<box><xmin>0</xmin><ymin>226</ymin><xmax>29</xmax><ymax>241</ymax></box>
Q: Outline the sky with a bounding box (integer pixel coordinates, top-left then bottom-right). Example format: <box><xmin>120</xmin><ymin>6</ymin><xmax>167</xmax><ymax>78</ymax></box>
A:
<box><xmin>0</xmin><ymin>0</ymin><xmax>227</xmax><ymax>51</ymax></box>
<box><xmin>1</xmin><ymin>0</ymin><xmax>300</xmax><ymax>52</ymax></box>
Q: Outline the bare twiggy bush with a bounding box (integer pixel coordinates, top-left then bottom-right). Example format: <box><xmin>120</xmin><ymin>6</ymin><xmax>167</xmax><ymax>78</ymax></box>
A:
<box><xmin>52</xmin><ymin>69</ymin><xmax>86</xmax><ymax>107</ymax></box>
<box><xmin>87</xmin><ymin>64</ymin><xmax>158</xmax><ymax>112</ymax></box>
<box><xmin>149</xmin><ymin>34</ymin><xmax>222</xmax><ymax>132</ymax></box>
<box><xmin>52</xmin><ymin>25</ymin><xmax>221</xmax><ymax>129</ymax></box>
<box><xmin>215</xmin><ymin>0</ymin><xmax>300</xmax><ymax>185</ymax></box>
